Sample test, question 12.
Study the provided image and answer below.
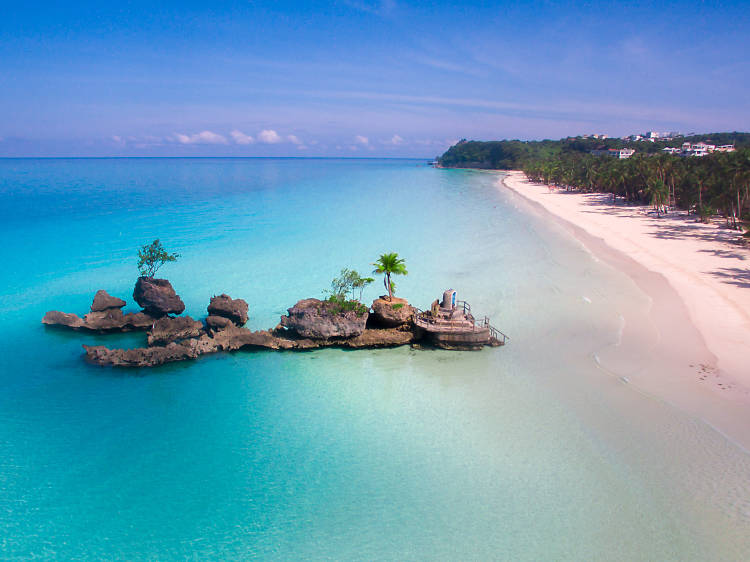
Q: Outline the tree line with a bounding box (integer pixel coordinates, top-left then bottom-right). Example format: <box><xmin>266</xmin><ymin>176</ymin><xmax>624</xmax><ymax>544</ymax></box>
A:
<box><xmin>522</xmin><ymin>150</ymin><xmax>750</xmax><ymax>229</ymax></box>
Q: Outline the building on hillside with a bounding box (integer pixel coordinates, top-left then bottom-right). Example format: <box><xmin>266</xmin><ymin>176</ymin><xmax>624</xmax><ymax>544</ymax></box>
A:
<box><xmin>590</xmin><ymin>147</ymin><xmax>635</xmax><ymax>159</ymax></box>
<box><xmin>715</xmin><ymin>144</ymin><xmax>736</xmax><ymax>153</ymax></box>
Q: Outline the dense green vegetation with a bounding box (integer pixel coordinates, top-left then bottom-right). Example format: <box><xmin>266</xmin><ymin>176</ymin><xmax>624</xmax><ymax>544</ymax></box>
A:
<box><xmin>437</xmin><ymin>134</ymin><xmax>750</xmax><ymax>231</ymax></box>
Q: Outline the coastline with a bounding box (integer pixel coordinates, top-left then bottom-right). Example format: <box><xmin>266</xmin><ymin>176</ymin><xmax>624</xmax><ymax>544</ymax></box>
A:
<box><xmin>499</xmin><ymin>170</ymin><xmax>750</xmax><ymax>451</ymax></box>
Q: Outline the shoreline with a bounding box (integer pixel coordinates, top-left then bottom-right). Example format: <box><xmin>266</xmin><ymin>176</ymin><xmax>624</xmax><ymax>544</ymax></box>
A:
<box><xmin>499</xmin><ymin>170</ymin><xmax>750</xmax><ymax>452</ymax></box>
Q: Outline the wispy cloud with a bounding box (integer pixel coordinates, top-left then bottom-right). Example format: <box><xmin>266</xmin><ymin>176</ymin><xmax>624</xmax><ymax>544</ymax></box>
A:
<box><xmin>287</xmin><ymin>134</ymin><xmax>302</xmax><ymax>144</ymax></box>
<box><xmin>174</xmin><ymin>130</ymin><xmax>228</xmax><ymax>144</ymax></box>
<box><xmin>230</xmin><ymin>130</ymin><xmax>255</xmax><ymax>144</ymax></box>
<box><xmin>258</xmin><ymin>129</ymin><xmax>282</xmax><ymax>143</ymax></box>
<box><xmin>341</xmin><ymin>0</ymin><xmax>396</xmax><ymax>16</ymax></box>
<box><xmin>354</xmin><ymin>135</ymin><xmax>369</xmax><ymax>145</ymax></box>
<box><xmin>386</xmin><ymin>134</ymin><xmax>404</xmax><ymax>145</ymax></box>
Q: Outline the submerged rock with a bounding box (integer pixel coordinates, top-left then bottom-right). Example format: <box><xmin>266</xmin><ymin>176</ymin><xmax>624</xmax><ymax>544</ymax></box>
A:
<box><xmin>133</xmin><ymin>277</ymin><xmax>185</xmax><ymax>317</ymax></box>
<box><xmin>207</xmin><ymin>294</ymin><xmax>249</xmax><ymax>326</ymax></box>
<box><xmin>147</xmin><ymin>315</ymin><xmax>204</xmax><ymax>346</ymax></box>
<box><xmin>370</xmin><ymin>296</ymin><xmax>415</xmax><ymax>328</ymax></box>
<box><xmin>83</xmin><ymin>324</ymin><xmax>415</xmax><ymax>367</ymax></box>
<box><xmin>279</xmin><ymin>298</ymin><xmax>368</xmax><ymax>339</ymax></box>
<box><xmin>90</xmin><ymin>290</ymin><xmax>127</xmax><ymax>312</ymax></box>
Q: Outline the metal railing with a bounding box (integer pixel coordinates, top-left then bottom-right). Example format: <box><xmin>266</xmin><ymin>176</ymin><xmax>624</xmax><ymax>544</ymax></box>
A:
<box><xmin>413</xmin><ymin>304</ymin><xmax>509</xmax><ymax>345</ymax></box>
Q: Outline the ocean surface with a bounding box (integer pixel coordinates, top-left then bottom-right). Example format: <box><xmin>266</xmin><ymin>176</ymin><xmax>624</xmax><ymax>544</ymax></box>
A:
<box><xmin>1</xmin><ymin>158</ymin><xmax>749</xmax><ymax>560</ymax></box>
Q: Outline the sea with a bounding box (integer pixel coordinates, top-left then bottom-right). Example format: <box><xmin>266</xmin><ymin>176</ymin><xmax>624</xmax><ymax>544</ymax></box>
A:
<box><xmin>0</xmin><ymin>158</ymin><xmax>748</xmax><ymax>560</ymax></box>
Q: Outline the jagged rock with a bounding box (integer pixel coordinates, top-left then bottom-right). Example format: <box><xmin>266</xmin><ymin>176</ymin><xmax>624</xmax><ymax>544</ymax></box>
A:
<box><xmin>133</xmin><ymin>277</ymin><xmax>185</xmax><ymax>316</ymax></box>
<box><xmin>90</xmin><ymin>290</ymin><xmax>126</xmax><ymax>312</ymax></box>
<box><xmin>370</xmin><ymin>296</ymin><xmax>415</xmax><ymax>328</ymax></box>
<box><xmin>280</xmin><ymin>298</ymin><xmax>368</xmax><ymax>339</ymax></box>
<box><xmin>147</xmin><ymin>315</ymin><xmax>204</xmax><ymax>346</ymax></box>
<box><xmin>205</xmin><ymin>315</ymin><xmax>234</xmax><ymax>333</ymax></box>
<box><xmin>43</xmin><ymin>310</ymin><xmax>85</xmax><ymax>329</ymax></box>
<box><xmin>207</xmin><ymin>294</ymin><xmax>249</xmax><ymax>326</ymax></box>
<box><xmin>43</xmin><ymin>308</ymin><xmax>155</xmax><ymax>332</ymax></box>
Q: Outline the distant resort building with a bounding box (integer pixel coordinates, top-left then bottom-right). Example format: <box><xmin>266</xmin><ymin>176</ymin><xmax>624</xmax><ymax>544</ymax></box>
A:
<box><xmin>662</xmin><ymin>142</ymin><xmax>736</xmax><ymax>157</ymax></box>
<box><xmin>590</xmin><ymin>147</ymin><xmax>635</xmax><ymax>159</ymax></box>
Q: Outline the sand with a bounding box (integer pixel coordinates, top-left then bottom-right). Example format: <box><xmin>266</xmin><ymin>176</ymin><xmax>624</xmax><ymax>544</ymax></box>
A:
<box><xmin>500</xmin><ymin>170</ymin><xmax>750</xmax><ymax>451</ymax></box>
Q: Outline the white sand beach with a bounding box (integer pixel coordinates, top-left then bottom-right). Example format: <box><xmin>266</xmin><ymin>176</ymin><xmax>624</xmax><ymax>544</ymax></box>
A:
<box><xmin>501</xmin><ymin>170</ymin><xmax>750</xmax><ymax>450</ymax></box>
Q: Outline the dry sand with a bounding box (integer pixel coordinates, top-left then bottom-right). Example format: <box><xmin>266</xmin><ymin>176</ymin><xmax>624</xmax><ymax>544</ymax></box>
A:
<box><xmin>500</xmin><ymin>170</ymin><xmax>750</xmax><ymax>450</ymax></box>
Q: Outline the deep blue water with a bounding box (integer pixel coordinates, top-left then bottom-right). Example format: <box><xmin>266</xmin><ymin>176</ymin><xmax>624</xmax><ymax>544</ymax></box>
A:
<box><xmin>1</xmin><ymin>158</ymin><xmax>749</xmax><ymax>560</ymax></box>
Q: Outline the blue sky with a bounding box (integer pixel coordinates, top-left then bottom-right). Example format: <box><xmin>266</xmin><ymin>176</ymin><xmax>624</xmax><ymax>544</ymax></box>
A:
<box><xmin>1</xmin><ymin>0</ymin><xmax>748</xmax><ymax>157</ymax></box>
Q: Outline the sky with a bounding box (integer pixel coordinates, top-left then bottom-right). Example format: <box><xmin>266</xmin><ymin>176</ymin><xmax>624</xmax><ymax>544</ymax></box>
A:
<box><xmin>1</xmin><ymin>0</ymin><xmax>749</xmax><ymax>157</ymax></box>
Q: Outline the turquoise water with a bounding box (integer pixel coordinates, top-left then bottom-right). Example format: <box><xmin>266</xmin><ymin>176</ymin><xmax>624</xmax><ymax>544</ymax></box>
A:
<box><xmin>1</xmin><ymin>158</ymin><xmax>749</xmax><ymax>559</ymax></box>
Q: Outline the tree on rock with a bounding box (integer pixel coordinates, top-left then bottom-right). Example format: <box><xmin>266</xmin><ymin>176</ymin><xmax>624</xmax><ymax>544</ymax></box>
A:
<box><xmin>372</xmin><ymin>253</ymin><xmax>407</xmax><ymax>301</ymax></box>
<box><xmin>137</xmin><ymin>239</ymin><xmax>180</xmax><ymax>278</ymax></box>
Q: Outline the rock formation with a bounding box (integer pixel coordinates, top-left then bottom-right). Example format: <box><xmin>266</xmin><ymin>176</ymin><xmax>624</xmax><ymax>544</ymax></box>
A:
<box><xmin>279</xmin><ymin>298</ymin><xmax>368</xmax><ymax>339</ymax></box>
<box><xmin>370</xmin><ymin>296</ymin><xmax>415</xmax><ymax>328</ymax></box>
<box><xmin>147</xmin><ymin>315</ymin><xmax>204</xmax><ymax>346</ymax></box>
<box><xmin>83</xmin><ymin>323</ymin><xmax>416</xmax><ymax>367</ymax></box>
<box><xmin>90</xmin><ymin>290</ymin><xmax>127</xmax><ymax>312</ymax></box>
<box><xmin>207</xmin><ymin>294</ymin><xmax>249</xmax><ymax>326</ymax></box>
<box><xmin>133</xmin><ymin>277</ymin><xmax>185</xmax><ymax>316</ymax></box>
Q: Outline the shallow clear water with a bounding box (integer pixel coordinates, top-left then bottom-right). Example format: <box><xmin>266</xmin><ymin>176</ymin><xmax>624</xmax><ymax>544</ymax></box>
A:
<box><xmin>1</xmin><ymin>158</ymin><xmax>749</xmax><ymax>560</ymax></box>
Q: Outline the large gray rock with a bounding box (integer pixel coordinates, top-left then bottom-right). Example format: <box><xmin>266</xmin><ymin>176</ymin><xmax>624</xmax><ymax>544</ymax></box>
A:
<box><xmin>370</xmin><ymin>297</ymin><xmax>415</xmax><ymax>327</ymax></box>
<box><xmin>90</xmin><ymin>290</ymin><xmax>126</xmax><ymax>312</ymax></box>
<box><xmin>147</xmin><ymin>315</ymin><xmax>204</xmax><ymax>346</ymax></box>
<box><xmin>207</xmin><ymin>294</ymin><xmax>249</xmax><ymax>326</ymax></box>
<box><xmin>279</xmin><ymin>298</ymin><xmax>368</xmax><ymax>339</ymax></box>
<box><xmin>133</xmin><ymin>277</ymin><xmax>185</xmax><ymax>316</ymax></box>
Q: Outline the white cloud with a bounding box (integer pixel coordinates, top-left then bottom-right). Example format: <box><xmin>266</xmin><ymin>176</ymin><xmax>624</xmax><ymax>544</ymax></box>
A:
<box><xmin>387</xmin><ymin>134</ymin><xmax>405</xmax><ymax>145</ymax></box>
<box><xmin>258</xmin><ymin>129</ymin><xmax>282</xmax><ymax>144</ymax></box>
<box><xmin>230</xmin><ymin>130</ymin><xmax>255</xmax><ymax>145</ymax></box>
<box><xmin>111</xmin><ymin>135</ymin><xmax>123</xmax><ymax>143</ymax></box>
<box><xmin>296</xmin><ymin>144</ymin><xmax>308</xmax><ymax>150</ymax></box>
<box><xmin>287</xmin><ymin>134</ymin><xmax>302</xmax><ymax>145</ymax></box>
<box><xmin>354</xmin><ymin>135</ymin><xmax>369</xmax><ymax>145</ymax></box>
<box><xmin>174</xmin><ymin>130</ymin><xmax>228</xmax><ymax>144</ymax></box>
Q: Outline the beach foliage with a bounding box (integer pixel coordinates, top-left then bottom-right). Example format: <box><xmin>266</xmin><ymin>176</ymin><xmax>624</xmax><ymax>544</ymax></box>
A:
<box><xmin>328</xmin><ymin>268</ymin><xmax>374</xmax><ymax>302</ymax></box>
<box><xmin>137</xmin><ymin>239</ymin><xmax>180</xmax><ymax>277</ymax></box>
<box><xmin>372</xmin><ymin>253</ymin><xmax>407</xmax><ymax>301</ymax></box>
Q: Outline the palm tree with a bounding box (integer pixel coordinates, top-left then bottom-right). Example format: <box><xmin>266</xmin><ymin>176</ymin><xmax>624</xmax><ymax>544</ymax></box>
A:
<box><xmin>372</xmin><ymin>253</ymin><xmax>408</xmax><ymax>301</ymax></box>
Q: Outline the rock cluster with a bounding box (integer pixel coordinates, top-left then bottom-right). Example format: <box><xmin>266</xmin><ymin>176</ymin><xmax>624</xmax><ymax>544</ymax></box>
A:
<box><xmin>133</xmin><ymin>277</ymin><xmax>185</xmax><ymax>316</ymax></box>
<box><xmin>44</xmin><ymin>289</ymin><xmax>431</xmax><ymax>369</ymax></box>
<box><xmin>42</xmin><ymin>290</ymin><xmax>156</xmax><ymax>332</ymax></box>
<box><xmin>279</xmin><ymin>298</ymin><xmax>368</xmax><ymax>339</ymax></box>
